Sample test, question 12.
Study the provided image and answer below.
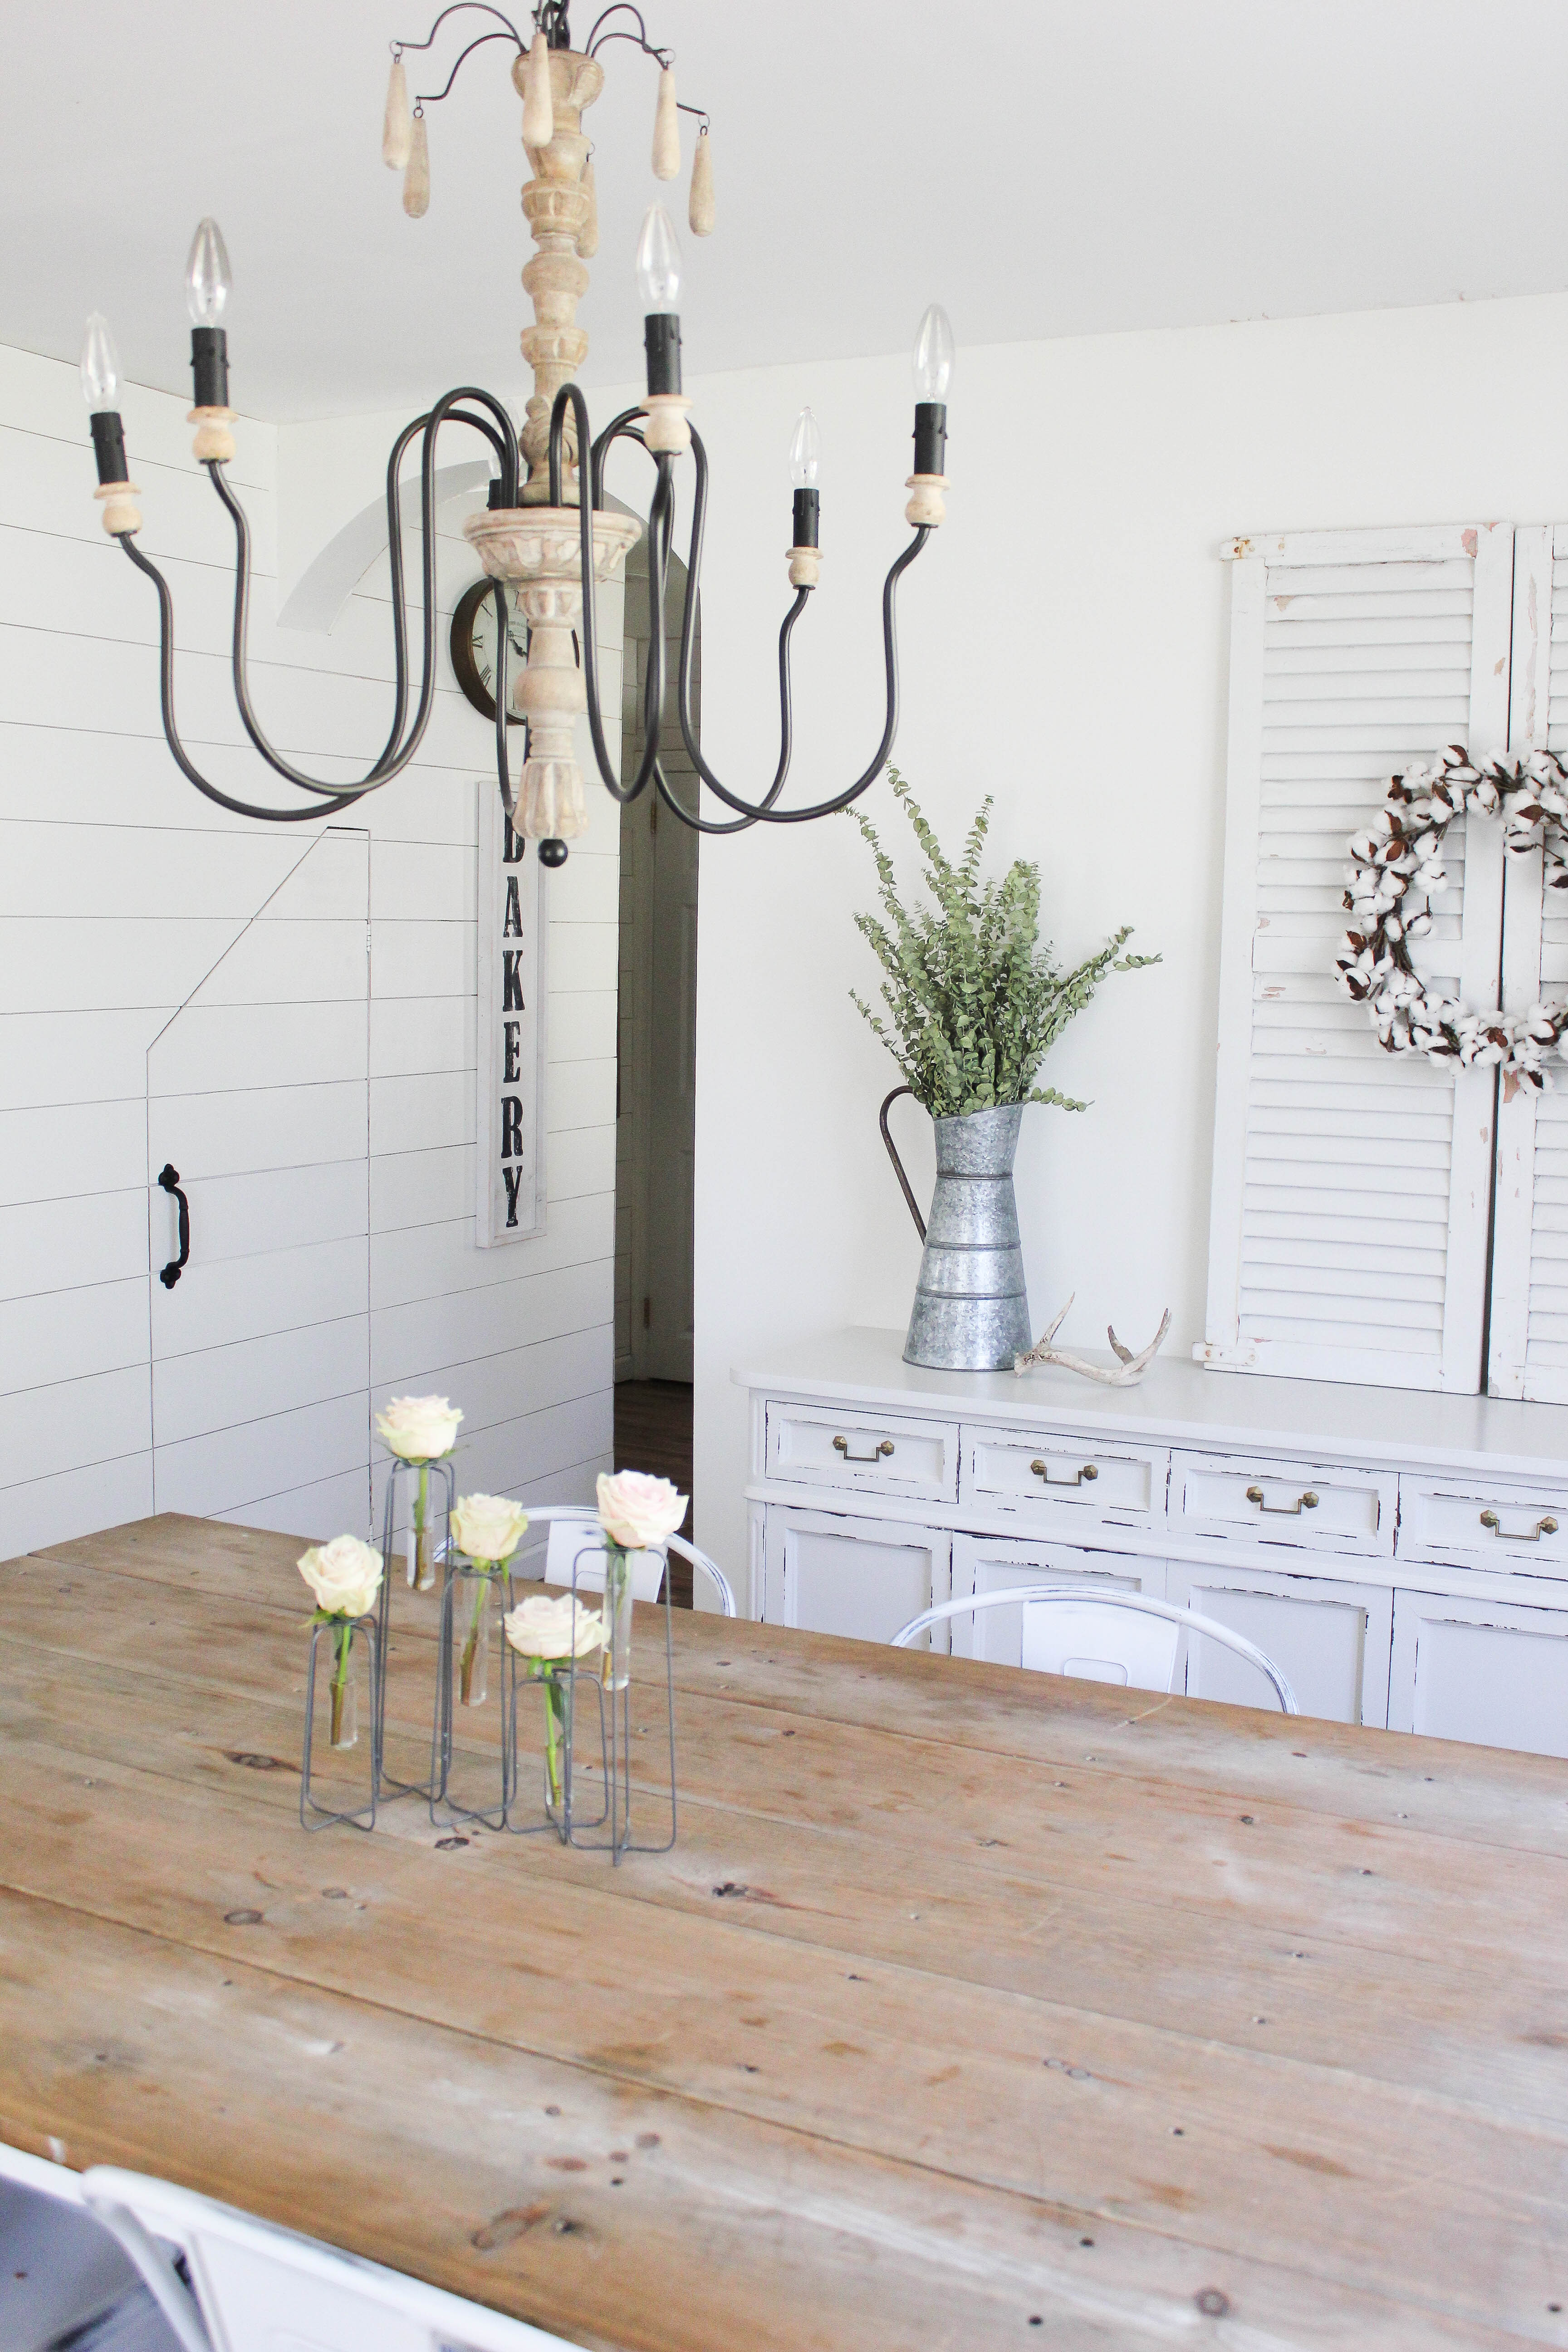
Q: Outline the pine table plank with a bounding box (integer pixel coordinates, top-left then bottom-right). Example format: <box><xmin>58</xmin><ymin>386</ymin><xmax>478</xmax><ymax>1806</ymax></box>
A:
<box><xmin>1</xmin><ymin>1514</ymin><xmax>1565</xmax><ymax>2349</ymax></box>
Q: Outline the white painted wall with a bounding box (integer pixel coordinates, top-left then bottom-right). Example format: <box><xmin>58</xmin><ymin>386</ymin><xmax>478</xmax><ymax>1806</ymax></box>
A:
<box><xmin>0</xmin><ymin>346</ymin><xmax>620</xmax><ymax>1559</ymax></box>
<box><xmin>686</xmin><ymin>291</ymin><xmax>1568</xmax><ymax>1601</ymax></box>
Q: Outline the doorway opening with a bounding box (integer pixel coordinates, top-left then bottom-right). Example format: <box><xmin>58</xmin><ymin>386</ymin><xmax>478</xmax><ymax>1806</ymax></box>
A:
<box><xmin>613</xmin><ymin>537</ymin><xmax>698</xmax><ymax>1591</ymax></box>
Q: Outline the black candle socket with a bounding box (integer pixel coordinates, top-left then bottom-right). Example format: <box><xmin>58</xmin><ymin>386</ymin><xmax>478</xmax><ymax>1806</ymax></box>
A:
<box><xmin>90</xmin><ymin>410</ymin><xmax>128</xmax><ymax>486</ymax></box>
<box><xmin>913</xmin><ymin>400</ymin><xmax>947</xmax><ymax>478</ymax></box>
<box><xmin>643</xmin><ymin>313</ymin><xmax>683</xmax><ymax>397</ymax></box>
<box><xmin>191</xmin><ymin>325</ymin><xmax>229</xmax><ymax>411</ymax></box>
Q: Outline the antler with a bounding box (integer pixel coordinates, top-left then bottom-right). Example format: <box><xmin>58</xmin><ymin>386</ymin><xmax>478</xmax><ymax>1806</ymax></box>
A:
<box><xmin>1015</xmin><ymin>1301</ymin><xmax>1172</xmax><ymax>1385</ymax></box>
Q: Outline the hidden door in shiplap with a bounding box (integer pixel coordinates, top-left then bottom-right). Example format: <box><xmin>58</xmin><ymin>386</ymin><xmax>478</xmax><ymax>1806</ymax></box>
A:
<box><xmin>148</xmin><ymin>828</ymin><xmax>372</xmax><ymax>1539</ymax></box>
<box><xmin>1204</xmin><ymin>523</ymin><xmax>1512</xmax><ymax>1392</ymax></box>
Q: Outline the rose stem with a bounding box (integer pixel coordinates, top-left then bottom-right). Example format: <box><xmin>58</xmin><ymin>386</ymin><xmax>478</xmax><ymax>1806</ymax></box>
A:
<box><xmin>539</xmin><ymin>1662</ymin><xmax>562</xmax><ymax>1805</ymax></box>
<box><xmin>412</xmin><ymin>1462</ymin><xmax>430</xmax><ymax>1588</ymax></box>
<box><xmin>331</xmin><ymin>1619</ymin><xmax>351</xmax><ymax>1746</ymax></box>
<box><xmin>459</xmin><ymin>1568</ymin><xmax>488</xmax><ymax>1705</ymax></box>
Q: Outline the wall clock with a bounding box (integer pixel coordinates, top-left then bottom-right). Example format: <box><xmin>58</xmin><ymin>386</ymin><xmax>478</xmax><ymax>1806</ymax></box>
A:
<box><xmin>450</xmin><ymin>578</ymin><xmax>527</xmax><ymax>723</ymax></box>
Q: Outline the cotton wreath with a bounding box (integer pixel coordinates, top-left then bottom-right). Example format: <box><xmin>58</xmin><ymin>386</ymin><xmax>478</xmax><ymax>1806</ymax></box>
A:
<box><xmin>1334</xmin><ymin>743</ymin><xmax>1568</xmax><ymax>1091</ymax></box>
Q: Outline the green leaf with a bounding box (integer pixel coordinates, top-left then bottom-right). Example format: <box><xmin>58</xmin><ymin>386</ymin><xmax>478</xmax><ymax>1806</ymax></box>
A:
<box><xmin>848</xmin><ymin>769</ymin><xmax>1156</xmax><ymax>1118</ymax></box>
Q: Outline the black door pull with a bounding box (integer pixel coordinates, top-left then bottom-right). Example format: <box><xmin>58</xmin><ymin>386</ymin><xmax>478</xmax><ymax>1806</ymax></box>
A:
<box><xmin>158</xmin><ymin>1164</ymin><xmax>191</xmax><ymax>1289</ymax></box>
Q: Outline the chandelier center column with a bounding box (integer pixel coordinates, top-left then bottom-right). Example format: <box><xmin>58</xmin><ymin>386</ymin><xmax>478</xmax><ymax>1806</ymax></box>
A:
<box><xmin>514</xmin><ymin>47</ymin><xmax>603</xmax><ymax>505</ymax></box>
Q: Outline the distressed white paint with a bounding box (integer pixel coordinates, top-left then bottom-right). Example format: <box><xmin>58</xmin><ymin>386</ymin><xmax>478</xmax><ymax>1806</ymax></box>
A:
<box><xmin>743</xmin><ymin>1325</ymin><xmax>1568</xmax><ymax>1754</ymax></box>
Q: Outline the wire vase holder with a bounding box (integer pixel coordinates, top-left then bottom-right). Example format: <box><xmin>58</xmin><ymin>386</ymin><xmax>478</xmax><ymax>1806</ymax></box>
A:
<box><xmin>374</xmin><ymin>1455</ymin><xmax>455</xmax><ymax>1806</ymax></box>
<box><xmin>505</xmin><ymin>1538</ymin><xmax>677</xmax><ymax>1865</ymax></box>
<box><xmin>431</xmin><ymin>1562</ymin><xmax>519</xmax><ymax>1831</ymax></box>
<box><xmin>301</xmin><ymin>1612</ymin><xmax>379</xmax><ymax>1834</ymax></box>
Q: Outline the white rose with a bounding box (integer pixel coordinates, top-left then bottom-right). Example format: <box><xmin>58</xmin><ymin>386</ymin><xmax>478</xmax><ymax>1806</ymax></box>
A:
<box><xmin>504</xmin><ymin>1591</ymin><xmax>606</xmax><ymax>1661</ymax></box>
<box><xmin>596</xmin><ymin>1469</ymin><xmax>686</xmax><ymax>1550</ymax></box>
<box><xmin>298</xmin><ymin>1534</ymin><xmax>384</xmax><ymax>1620</ymax></box>
<box><xmin>451</xmin><ymin>1491</ymin><xmax>529</xmax><ymax>1565</ymax></box>
<box><xmin>375</xmin><ymin>1394</ymin><xmax>462</xmax><ymax>1461</ymax></box>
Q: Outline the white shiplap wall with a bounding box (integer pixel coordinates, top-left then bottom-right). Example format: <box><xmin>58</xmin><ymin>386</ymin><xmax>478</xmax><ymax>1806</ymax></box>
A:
<box><xmin>0</xmin><ymin>343</ymin><xmax>620</xmax><ymax>1560</ymax></box>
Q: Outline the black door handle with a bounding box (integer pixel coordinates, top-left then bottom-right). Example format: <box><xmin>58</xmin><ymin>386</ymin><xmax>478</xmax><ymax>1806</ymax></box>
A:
<box><xmin>157</xmin><ymin>1164</ymin><xmax>191</xmax><ymax>1289</ymax></box>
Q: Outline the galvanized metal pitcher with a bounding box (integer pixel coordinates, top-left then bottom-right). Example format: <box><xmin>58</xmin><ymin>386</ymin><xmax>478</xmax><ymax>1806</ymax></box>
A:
<box><xmin>880</xmin><ymin>1089</ymin><xmax>1032</xmax><ymax>1372</ymax></box>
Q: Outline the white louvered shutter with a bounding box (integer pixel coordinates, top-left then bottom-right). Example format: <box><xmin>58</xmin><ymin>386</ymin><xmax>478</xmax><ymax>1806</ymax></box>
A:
<box><xmin>1489</xmin><ymin>525</ymin><xmax>1568</xmax><ymax>1400</ymax></box>
<box><xmin>1202</xmin><ymin>523</ymin><xmax>1513</xmax><ymax>1392</ymax></box>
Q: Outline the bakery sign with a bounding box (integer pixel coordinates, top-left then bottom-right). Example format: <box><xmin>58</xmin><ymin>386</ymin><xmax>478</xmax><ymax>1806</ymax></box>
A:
<box><xmin>476</xmin><ymin>789</ymin><xmax>547</xmax><ymax>1245</ymax></box>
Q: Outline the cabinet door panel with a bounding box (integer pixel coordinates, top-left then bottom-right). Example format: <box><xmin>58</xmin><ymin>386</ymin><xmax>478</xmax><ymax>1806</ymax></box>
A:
<box><xmin>950</xmin><ymin>1535</ymin><xmax>1166</xmax><ymax>1669</ymax></box>
<box><xmin>762</xmin><ymin>1505</ymin><xmax>951</xmax><ymax>1649</ymax></box>
<box><xmin>1168</xmin><ymin>1562</ymin><xmax>1392</xmax><ymax>1726</ymax></box>
<box><xmin>1391</xmin><ymin>1589</ymin><xmax>1568</xmax><ymax>1757</ymax></box>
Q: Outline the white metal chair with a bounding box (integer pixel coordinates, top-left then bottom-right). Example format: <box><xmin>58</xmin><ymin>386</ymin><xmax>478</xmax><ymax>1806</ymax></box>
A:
<box><xmin>0</xmin><ymin>2140</ymin><xmax>181</xmax><ymax>2352</ymax></box>
<box><xmin>509</xmin><ymin>1503</ymin><xmax>738</xmax><ymax>1616</ymax></box>
<box><xmin>891</xmin><ymin>1585</ymin><xmax>1298</xmax><ymax>1713</ymax></box>
<box><xmin>81</xmin><ymin>2165</ymin><xmax>575</xmax><ymax>2352</ymax></box>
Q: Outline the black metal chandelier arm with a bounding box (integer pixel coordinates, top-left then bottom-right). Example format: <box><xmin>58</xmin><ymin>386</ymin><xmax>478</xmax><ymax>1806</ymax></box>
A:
<box><xmin>394</xmin><ymin>4</ymin><xmax>523</xmax><ymax>56</ymax></box>
<box><xmin>664</xmin><ymin>421</ymin><xmax>802</xmax><ymax>821</ymax></box>
<box><xmin>549</xmin><ymin>382</ymin><xmax>668</xmax><ymax>807</ymax></box>
<box><xmin>749</xmin><ymin>528</ymin><xmax>930</xmax><ymax>823</ymax></box>
<box><xmin>491</xmin><ymin>581</ymin><xmax>516</xmax><ymax>815</ymax></box>
<box><xmin>201</xmin><ymin>389</ymin><xmax>520</xmax><ymax>802</ymax></box>
<box><xmin>589</xmin><ymin>406</ymin><xmax>650</xmax><ymax>506</ymax></box>
<box><xmin>585</xmin><ymin>5</ymin><xmax>667</xmax><ymax>62</ymax></box>
<box><xmin>649</xmin><ymin>603</ymin><xmax>809</xmax><ymax>839</ymax></box>
<box><xmin>414</xmin><ymin>29</ymin><xmax>520</xmax><ymax>104</ymax></box>
<box><xmin>204</xmin><ymin>463</ymin><xmax>376</xmax><ymax>797</ymax></box>
<box><xmin>113</xmin><ymin>536</ymin><xmax>376</xmax><ymax>823</ymax></box>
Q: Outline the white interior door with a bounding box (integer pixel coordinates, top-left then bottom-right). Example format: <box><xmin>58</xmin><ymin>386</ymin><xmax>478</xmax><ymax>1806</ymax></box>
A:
<box><xmin>147</xmin><ymin>828</ymin><xmax>372</xmax><ymax>1539</ymax></box>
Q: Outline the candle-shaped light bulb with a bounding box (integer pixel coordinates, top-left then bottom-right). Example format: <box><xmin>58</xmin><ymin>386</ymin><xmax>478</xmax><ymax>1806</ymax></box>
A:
<box><xmin>80</xmin><ymin>312</ymin><xmax>121</xmax><ymax>412</ymax></box>
<box><xmin>186</xmin><ymin>217</ymin><xmax>231</xmax><ymax>327</ymax></box>
<box><xmin>911</xmin><ymin>304</ymin><xmax>954</xmax><ymax>402</ymax></box>
<box><xmin>789</xmin><ymin>407</ymin><xmax>820</xmax><ymax>489</ymax></box>
<box><xmin>636</xmin><ymin>202</ymin><xmax>682</xmax><ymax>312</ymax></box>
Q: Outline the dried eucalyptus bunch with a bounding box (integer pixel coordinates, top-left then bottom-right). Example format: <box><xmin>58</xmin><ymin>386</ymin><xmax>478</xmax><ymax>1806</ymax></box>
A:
<box><xmin>850</xmin><ymin>769</ymin><xmax>1158</xmax><ymax>1117</ymax></box>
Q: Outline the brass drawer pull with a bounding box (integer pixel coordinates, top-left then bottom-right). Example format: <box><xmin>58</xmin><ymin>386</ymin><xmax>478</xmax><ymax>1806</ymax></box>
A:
<box><xmin>1030</xmin><ymin>1459</ymin><xmax>1098</xmax><ymax>1487</ymax></box>
<box><xmin>833</xmin><ymin>1435</ymin><xmax>895</xmax><ymax>1463</ymax></box>
<box><xmin>1479</xmin><ymin>1509</ymin><xmax>1558</xmax><ymax>1541</ymax></box>
<box><xmin>1245</xmin><ymin>1485</ymin><xmax>1318</xmax><ymax>1515</ymax></box>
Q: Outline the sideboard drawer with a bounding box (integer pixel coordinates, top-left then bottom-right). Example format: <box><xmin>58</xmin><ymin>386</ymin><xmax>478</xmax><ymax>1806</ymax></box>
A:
<box><xmin>764</xmin><ymin>1400</ymin><xmax>958</xmax><ymax>1503</ymax></box>
<box><xmin>1398</xmin><ymin>1474</ymin><xmax>1568</xmax><ymax>1578</ymax></box>
<box><xmin>962</xmin><ymin>1423</ymin><xmax>1167</xmax><ymax>1536</ymax></box>
<box><xmin>1171</xmin><ymin>1449</ymin><xmax>1394</xmax><ymax>1558</ymax></box>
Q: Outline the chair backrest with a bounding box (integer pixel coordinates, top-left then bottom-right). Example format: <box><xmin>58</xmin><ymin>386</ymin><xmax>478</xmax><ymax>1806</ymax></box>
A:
<box><xmin>890</xmin><ymin>1586</ymin><xmax>1298</xmax><ymax>1713</ymax></box>
<box><xmin>0</xmin><ymin>2140</ymin><xmax>167</xmax><ymax>2352</ymax></box>
<box><xmin>509</xmin><ymin>1503</ymin><xmax>737</xmax><ymax>1616</ymax></box>
<box><xmin>82</xmin><ymin>2166</ymin><xmax>574</xmax><ymax>2352</ymax></box>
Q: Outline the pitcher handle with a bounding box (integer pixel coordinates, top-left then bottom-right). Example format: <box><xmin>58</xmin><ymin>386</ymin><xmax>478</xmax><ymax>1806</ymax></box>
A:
<box><xmin>878</xmin><ymin>1086</ymin><xmax>927</xmax><ymax>1244</ymax></box>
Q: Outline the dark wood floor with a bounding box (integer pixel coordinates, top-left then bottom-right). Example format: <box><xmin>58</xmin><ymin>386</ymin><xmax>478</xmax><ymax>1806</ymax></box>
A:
<box><xmin>613</xmin><ymin>1378</ymin><xmax>694</xmax><ymax>1606</ymax></box>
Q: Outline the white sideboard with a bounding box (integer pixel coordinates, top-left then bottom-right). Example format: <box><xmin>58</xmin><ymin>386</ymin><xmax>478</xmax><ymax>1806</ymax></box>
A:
<box><xmin>735</xmin><ymin>1327</ymin><xmax>1568</xmax><ymax>1758</ymax></box>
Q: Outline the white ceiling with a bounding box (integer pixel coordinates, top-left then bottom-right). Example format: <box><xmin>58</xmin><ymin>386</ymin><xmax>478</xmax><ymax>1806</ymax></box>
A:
<box><xmin>8</xmin><ymin>0</ymin><xmax>1568</xmax><ymax>422</ymax></box>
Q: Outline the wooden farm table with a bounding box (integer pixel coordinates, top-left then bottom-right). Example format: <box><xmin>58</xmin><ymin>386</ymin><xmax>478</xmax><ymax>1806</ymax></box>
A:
<box><xmin>0</xmin><ymin>1515</ymin><xmax>1565</xmax><ymax>2350</ymax></box>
